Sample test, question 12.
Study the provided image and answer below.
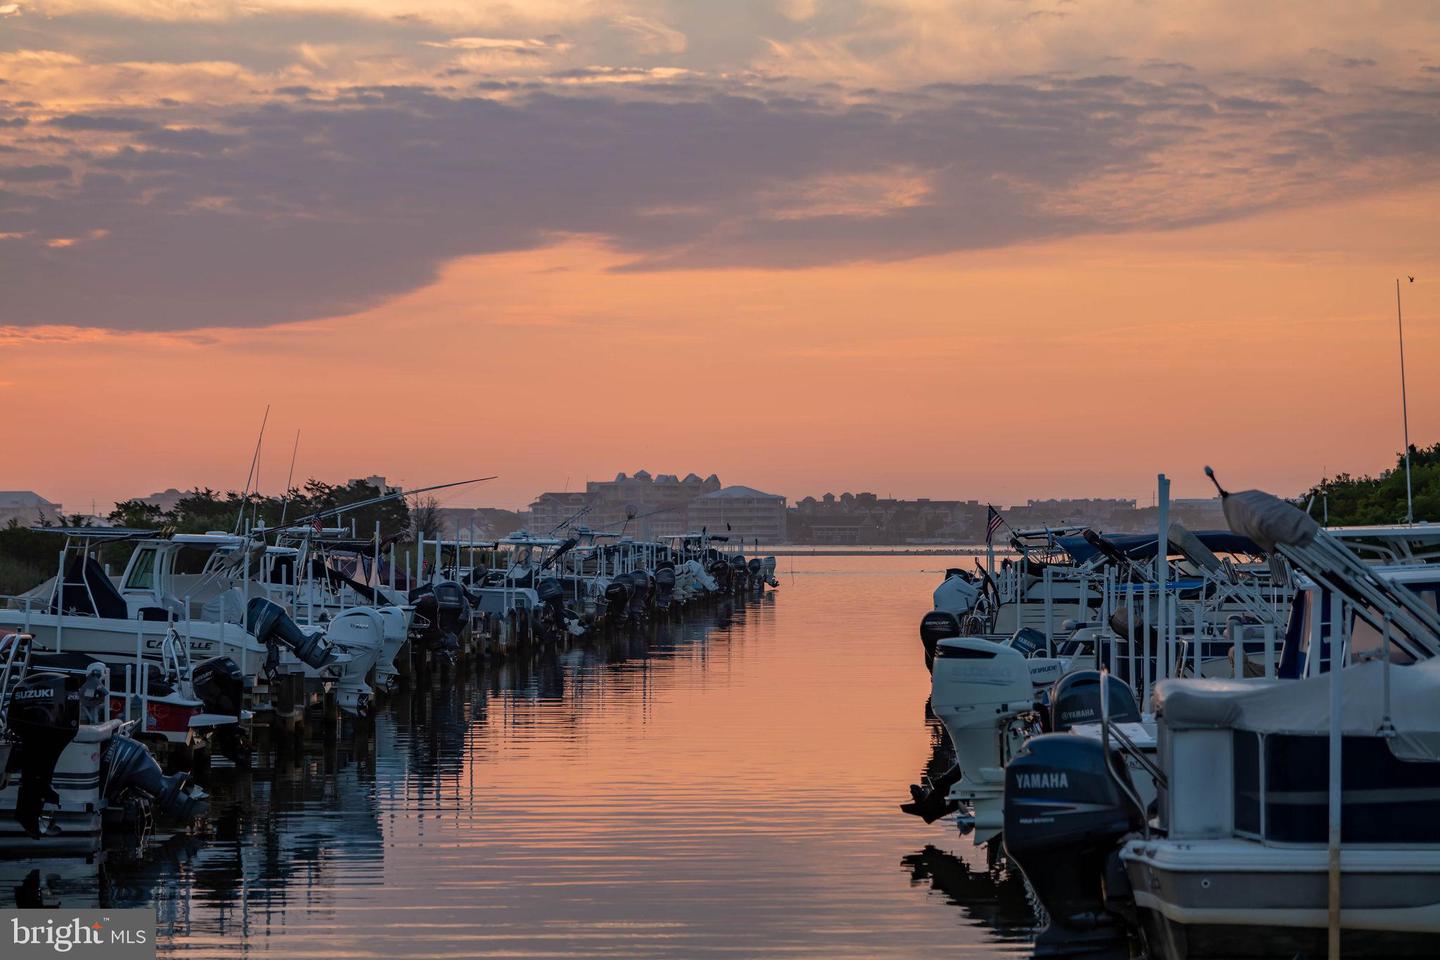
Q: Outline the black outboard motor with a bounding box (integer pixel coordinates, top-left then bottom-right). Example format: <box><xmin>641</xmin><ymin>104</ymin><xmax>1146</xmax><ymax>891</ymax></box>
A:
<box><xmin>407</xmin><ymin>581</ymin><xmax>468</xmax><ymax>660</ymax></box>
<box><xmin>6</xmin><ymin>672</ymin><xmax>79</xmax><ymax>838</ymax></box>
<box><xmin>191</xmin><ymin>656</ymin><xmax>250</xmax><ymax>765</ymax></box>
<box><xmin>1003</xmin><ymin>734</ymin><xmax>1144</xmax><ymax>959</ymax></box>
<box><xmin>603</xmin><ymin>579</ymin><xmax>630</xmax><ymax>620</ymax></box>
<box><xmin>191</xmin><ymin>657</ymin><xmax>243</xmax><ymax>716</ymax></box>
<box><xmin>746</xmin><ymin>557</ymin><xmax>763</xmax><ymax>589</ymax></box>
<box><xmin>730</xmin><ymin>555</ymin><xmax>748</xmax><ymax>591</ymax></box>
<box><xmin>653</xmin><ymin>565</ymin><xmax>677</xmax><ymax>611</ymax></box>
<box><xmin>102</xmin><ymin>736</ymin><xmax>208</xmax><ymax>822</ymax></box>
<box><xmin>708</xmin><ymin>558</ymin><xmax>731</xmax><ymax>591</ymax></box>
<box><xmin>246</xmin><ymin>598</ymin><xmax>337</xmax><ymax>670</ymax></box>
<box><xmin>1050</xmin><ymin>671</ymin><xmax>1141</xmax><ymax>733</ymax></box>
<box><xmin>536</xmin><ymin>576</ymin><xmax>567</xmax><ymax>636</ymax></box>
<box><xmin>620</xmin><ymin>571</ymin><xmax>650</xmax><ymax>621</ymax></box>
<box><xmin>919</xmin><ymin>611</ymin><xmax>962</xmax><ymax>673</ymax></box>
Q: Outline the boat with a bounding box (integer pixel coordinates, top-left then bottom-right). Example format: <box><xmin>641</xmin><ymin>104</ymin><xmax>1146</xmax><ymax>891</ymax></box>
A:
<box><xmin>1</xmin><ymin>528</ymin><xmax>367</xmax><ymax>717</ymax></box>
<box><xmin>1002</xmin><ymin>482</ymin><xmax>1440</xmax><ymax>958</ymax></box>
<box><xmin>0</xmin><ymin>633</ymin><xmax>209</xmax><ymax>857</ymax></box>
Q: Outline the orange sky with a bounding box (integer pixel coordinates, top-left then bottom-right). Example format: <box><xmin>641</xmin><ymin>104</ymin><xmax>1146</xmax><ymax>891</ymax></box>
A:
<box><xmin>2</xmin><ymin>1</ymin><xmax>1437</xmax><ymax>512</ymax></box>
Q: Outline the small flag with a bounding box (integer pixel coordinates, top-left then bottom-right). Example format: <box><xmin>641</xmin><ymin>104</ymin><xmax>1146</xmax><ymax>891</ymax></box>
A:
<box><xmin>985</xmin><ymin>505</ymin><xmax>1003</xmax><ymax>547</ymax></box>
<box><xmin>313</xmin><ymin>515</ymin><xmax>323</xmax><ymax>533</ymax></box>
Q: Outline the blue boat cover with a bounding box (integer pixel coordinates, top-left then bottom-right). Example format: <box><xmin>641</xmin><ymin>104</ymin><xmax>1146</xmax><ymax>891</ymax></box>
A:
<box><xmin>1056</xmin><ymin>530</ymin><xmax>1261</xmax><ymax>564</ymax></box>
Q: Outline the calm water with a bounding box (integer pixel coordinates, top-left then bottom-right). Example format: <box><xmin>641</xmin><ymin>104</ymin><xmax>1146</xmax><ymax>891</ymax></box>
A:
<box><xmin>7</xmin><ymin>556</ymin><xmax>1039</xmax><ymax>958</ymax></box>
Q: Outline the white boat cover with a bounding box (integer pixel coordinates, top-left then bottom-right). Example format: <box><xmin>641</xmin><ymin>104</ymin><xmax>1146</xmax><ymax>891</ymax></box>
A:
<box><xmin>1154</xmin><ymin>658</ymin><xmax>1440</xmax><ymax>761</ymax></box>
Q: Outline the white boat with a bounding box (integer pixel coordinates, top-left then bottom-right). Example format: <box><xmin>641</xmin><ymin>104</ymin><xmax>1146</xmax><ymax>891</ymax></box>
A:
<box><xmin>0</xmin><ymin>528</ymin><xmax>352</xmax><ymax>714</ymax></box>
<box><xmin>1002</xmin><ymin>484</ymin><xmax>1440</xmax><ymax>959</ymax></box>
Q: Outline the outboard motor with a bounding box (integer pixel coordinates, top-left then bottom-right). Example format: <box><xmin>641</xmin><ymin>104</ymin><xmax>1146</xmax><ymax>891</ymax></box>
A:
<box><xmin>102</xmin><ymin>736</ymin><xmax>209</xmax><ymax>822</ymax></box>
<box><xmin>653</xmin><ymin>565</ymin><xmax>677</xmax><ymax>611</ymax></box>
<box><xmin>603</xmin><ymin>579</ymin><xmax>630</xmax><ymax>620</ymax></box>
<box><xmin>1003</xmin><ymin>734</ymin><xmax>1144</xmax><ymax>959</ymax></box>
<box><xmin>1050</xmin><ymin>671</ymin><xmax>1141</xmax><ymax>733</ymax></box>
<box><xmin>536</xmin><ymin>576</ymin><xmax>567</xmax><ymax>636</ymax></box>
<box><xmin>621</xmin><ymin>571</ymin><xmax>650</xmax><ymax>621</ymax></box>
<box><xmin>246</xmin><ymin>598</ymin><xmax>338</xmax><ymax>670</ymax></box>
<box><xmin>708</xmin><ymin>558</ymin><xmax>731</xmax><ymax>592</ymax></box>
<box><xmin>730</xmin><ymin>555</ymin><xmax>748</xmax><ymax>591</ymax></box>
<box><xmin>919</xmin><ymin>610</ymin><xmax>962</xmax><ymax>672</ymax></box>
<box><xmin>934</xmin><ymin>569</ymin><xmax>981</xmax><ymax>616</ymax></box>
<box><xmin>6</xmin><ymin>672</ymin><xmax>79</xmax><ymax>838</ymax></box>
<box><xmin>191</xmin><ymin>657</ymin><xmax>243</xmax><ymax>716</ymax></box>
<box><xmin>746</xmin><ymin>557</ymin><xmax>763</xmax><ymax>589</ymax></box>
<box><xmin>191</xmin><ymin>656</ymin><xmax>250</xmax><ymax>765</ymax></box>
<box><xmin>407</xmin><ymin>582</ymin><xmax>468</xmax><ymax>661</ymax></box>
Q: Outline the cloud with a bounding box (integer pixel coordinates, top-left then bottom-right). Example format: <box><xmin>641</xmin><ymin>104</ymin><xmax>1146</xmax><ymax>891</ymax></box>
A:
<box><xmin>0</xmin><ymin>163</ymin><xmax>71</xmax><ymax>181</ymax></box>
<box><xmin>1</xmin><ymin>1</ymin><xmax>1437</xmax><ymax>333</ymax></box>
<box><xmin>49</xmin><ymin>113</ymin><xmax>156</xmax><ymax>131</ymax></box>
<box><xmin>421</xmin><ymin>36</ymin><xmax>561</xmax><ymax>53</ymax></box>
<box><xmin>1</xmin><ymin>66</ymin><xmax>1436</xmax><ymax>333</ymax></box>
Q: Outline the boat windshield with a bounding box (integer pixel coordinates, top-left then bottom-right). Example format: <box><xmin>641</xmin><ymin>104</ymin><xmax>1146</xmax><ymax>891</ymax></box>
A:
<box><xmin>125</xmin><ymin>547</ymin><xmax>157</xmax><ymax>590</ymax></box>
<box><xmin>172</xmin><ymin>544</ymin><xmax>219</xmax><ymax>576</ymax></box>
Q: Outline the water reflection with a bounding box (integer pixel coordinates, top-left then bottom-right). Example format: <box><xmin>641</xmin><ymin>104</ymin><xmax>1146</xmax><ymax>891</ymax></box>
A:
<box><xmin>1</xmin><ymin>558</ymin><xmax>1043</xmax><ymax>959</ymax></box>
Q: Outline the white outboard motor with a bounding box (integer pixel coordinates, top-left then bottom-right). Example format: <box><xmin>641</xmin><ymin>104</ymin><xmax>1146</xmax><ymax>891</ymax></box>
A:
<box><xmin>930</xmin><ymin>636</ymin><xmax>1036</xmax><ymax>842</ymax></box>
<box><xmin>372</xmin><ymin>607</ymin><xmax>410</xmax><ymax>692</ymax></box>
<box><xmin>322</xmin><ymin>607</ymin><xmax>386</xmax><ymax>717</ymax></box>
<box><xmin>933</xmin><ymin>569</ymin><xmax>981</xmax><ymax>616</ymax></box>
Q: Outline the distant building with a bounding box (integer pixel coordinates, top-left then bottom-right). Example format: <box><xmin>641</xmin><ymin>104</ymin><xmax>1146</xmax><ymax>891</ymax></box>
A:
<box><xmin>0</xmin><ymin>491</ymin><xmax>62</xmax><ymax>527</ymax></box>
<box><xmin>788</xmin><ymin>492</ymin><xmax>984</xmax><ymax>544</ymax></box>
<box><xmin>1163</xmin><ymin>497</ymin><xmax>1227</xmax><ymax>530</ymax></box>
<box><xmin>527</xmin><ymin>492</ymin><xmax>590</xmax><ymax>534</ymax></box>
<box><xmin>688</xmin><ymin>485</ymin><xmax>788</xmax><ymax>543</ymax></box>
<box><xmin>1004</xmin><ymin>498</ymin><xmax>1138</xmax><ymax>529</ymax></box>
<box><xmin>523</xmin><ymin>471</ymin><xmax>782</xmax><ymax>540</ymax></box>
<box><xmin>349</xmin><ymin>475</ymin><xmax>399</xmax><ymax>494</ymax></box>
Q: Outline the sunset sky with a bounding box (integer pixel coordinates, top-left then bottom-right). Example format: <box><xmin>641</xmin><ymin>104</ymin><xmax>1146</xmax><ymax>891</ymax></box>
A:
<box><xmin>2</xmin><ymin>1</ymin><xmax>1437</xmax><ymax>513</ymax></box>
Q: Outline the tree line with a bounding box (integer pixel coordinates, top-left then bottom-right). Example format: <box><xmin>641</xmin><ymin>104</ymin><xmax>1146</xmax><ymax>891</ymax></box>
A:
<box><xmin>1</xmin><ymin>479</ymin><xmax>425</xmax><ymax>594</ymax></box>
<box><xmin>1299</xmin><ymin>442</ymin><xmax>1440</xmax><ymax>526</ymax></box>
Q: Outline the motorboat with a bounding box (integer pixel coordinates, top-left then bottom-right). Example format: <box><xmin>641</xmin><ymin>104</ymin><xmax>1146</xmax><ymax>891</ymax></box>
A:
<box><xmin>1003</xmin><ymin>483</ymin><xmax>1440</xmax><ymax>959</ymax></box>
<box><xmin>0</xmin><ymin>633</ymin><xmax>208</xmax><ymax>857</ymax></box>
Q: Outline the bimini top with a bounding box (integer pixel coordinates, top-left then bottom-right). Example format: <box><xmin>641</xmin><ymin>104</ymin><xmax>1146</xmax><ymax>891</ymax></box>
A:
<box><xmin>1057</xmin><ymin>530</ymin><xmax>1260</xmax><ymax>565</ymax></box>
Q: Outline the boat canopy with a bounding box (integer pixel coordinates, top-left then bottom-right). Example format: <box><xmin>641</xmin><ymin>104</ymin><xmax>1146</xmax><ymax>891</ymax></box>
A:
<box><xmin>1056</xmin><ymin>530</ymin><xmax>1260</xmax><ymax>565</ymax></box>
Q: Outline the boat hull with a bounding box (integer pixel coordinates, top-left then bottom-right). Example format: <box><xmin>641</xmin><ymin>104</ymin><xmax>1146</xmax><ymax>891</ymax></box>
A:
<box><xmin>1122</xmin><ymin>839</ymin><xmax>1440</xmax><ymax>958</ymax></box>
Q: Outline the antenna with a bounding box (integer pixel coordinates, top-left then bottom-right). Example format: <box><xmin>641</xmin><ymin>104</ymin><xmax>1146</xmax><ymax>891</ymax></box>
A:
<box><xmin>1203</xmin><ymin>466</ymin><xmax>1229</xmax><ymax>498</ymax></box>
<box><xmin>1396</xmin><ymin>277</ymin><xmax>1414</xmax><ymax>525</ymax></box>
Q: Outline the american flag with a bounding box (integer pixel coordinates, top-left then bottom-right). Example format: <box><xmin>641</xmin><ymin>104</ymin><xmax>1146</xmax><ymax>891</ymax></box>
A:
<box><xmin>985</xmin><ymin>505</ymin><xmax>1004</xmax><ymax>546</ymax></box>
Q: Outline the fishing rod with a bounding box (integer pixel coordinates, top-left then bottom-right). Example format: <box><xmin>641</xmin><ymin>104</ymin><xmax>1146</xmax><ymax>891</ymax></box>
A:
<box><xmin>232</xmin><ymin>405</ymin><xmax>271</xmax><ymax>535</ymax></box>
<box><xmin>260</xmin><ymin>475</ymin><xmax>498</xmax><ymax>539</ymax></box>
<box><xmin>277</xmin><ymin>429</ymin><xmax>302</xmax><ymax>528</ymax></box>
<box><xmin>548</xmin><ymin>502</ymin><xmax>594</xmax><ymax>536</ymax></box>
